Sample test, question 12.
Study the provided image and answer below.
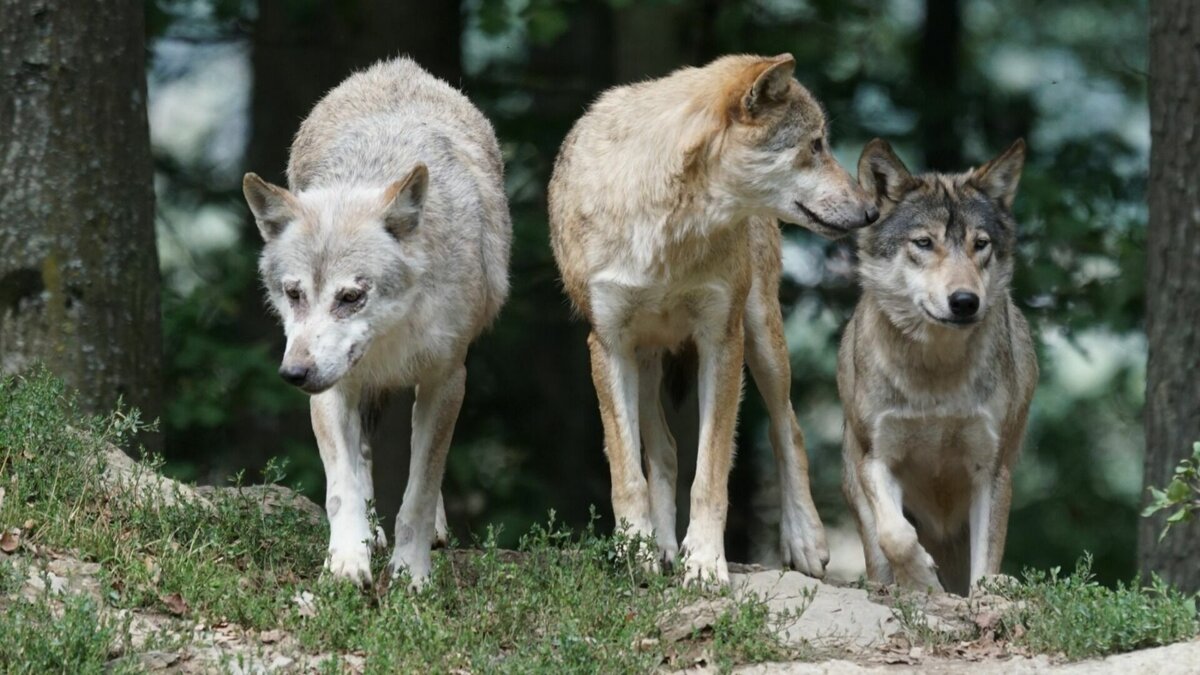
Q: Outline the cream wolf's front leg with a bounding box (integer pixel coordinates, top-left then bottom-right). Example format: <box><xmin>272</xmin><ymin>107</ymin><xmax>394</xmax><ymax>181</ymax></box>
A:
<box><xmin>682</xmin><ymin>309</ymin><xmax>744</xmax><ymax>586</ymax></box>
<box><xmin>389</xmin><ymin>363</ymin><xmax>466</xmax><ymax>588</ymax></box>
<box><xmin>311</xmin><ymin>387</ymin><xmax>377</xmax><ymax>587</ymax></box>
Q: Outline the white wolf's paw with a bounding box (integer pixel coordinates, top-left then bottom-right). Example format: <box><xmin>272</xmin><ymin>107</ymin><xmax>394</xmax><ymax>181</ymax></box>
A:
<box><xmin>680</xmin><ymin>530</ymin><xmax>730</xmax><ymax>588</ymax></box>
<box><xmin>372</xmin><ymin>525</ymin><xmax>388</xmax><ymax>551</ymax></box>
<box><xmin>325</xmin><ymin>545</ymin><xmax>373</xmax><ymax>588</ymax></box>
<box><xmin>780</xmin><ymin>512</ymin><xmax>829</xmax><ymax>579</ymax></box>
<box><xmin>388</xmin><ymin>546</ymin><xmax>432</xmax><ymax>591</ymax></box>
<box><xmin>433</xmin><ymin>516</ymin><xmax>450</xmax><ymax>550</ymax></box>
<box><xmin>657</xmin><ymin>539</ymin><xmax>680</xmax><ymax>570</ymax></box>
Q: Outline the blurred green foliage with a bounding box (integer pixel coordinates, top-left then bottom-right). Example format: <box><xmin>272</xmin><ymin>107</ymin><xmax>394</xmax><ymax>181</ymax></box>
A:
<box><xmin>147</xmin><ymin>0</ymin><xmax>1150</xmax><ymax>584</ymax></box>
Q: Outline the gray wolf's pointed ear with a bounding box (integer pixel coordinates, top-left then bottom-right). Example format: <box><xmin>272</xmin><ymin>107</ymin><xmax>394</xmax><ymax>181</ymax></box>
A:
<box><xmin>970</xmin><ymin>139</ymin><xmax>1025</xmax><ymax>210</ymax></box>
<box><xmin>243</xmin><ymin>173</ymin><xmax>299</xmax><ymax>242</ymax></box>
<box><xmin>857</xmin><ymin>138</ymin><xmax>915</xmax><ymax>209</ymax></box>
<box><xmin>382</xmin><ymin>163</ymin><xmax>428</xmax><ymax>239</ymax></box>
<box><xmin>742</xmin><ymin>54</ymin><xmax>795</xmax><ymax>117</ymax></box>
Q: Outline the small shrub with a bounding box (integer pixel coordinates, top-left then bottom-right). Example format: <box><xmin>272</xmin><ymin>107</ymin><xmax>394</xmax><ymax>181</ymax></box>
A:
<box><xmin>991</xmin><ymin>555</ymin><xmax>1198</xmax><ymax>660</ymax></box>
<box><xmin>1142</xmin><ymin>442</ymin><xmax>1200</xmax><ymax>542</ymax></box>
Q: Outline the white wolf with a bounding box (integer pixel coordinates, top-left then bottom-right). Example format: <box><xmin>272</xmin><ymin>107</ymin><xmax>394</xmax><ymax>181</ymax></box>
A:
<box><xmin>242</xmin><ymin>57</ymin><xmax>511</xmax><ymax>587</ymax></box>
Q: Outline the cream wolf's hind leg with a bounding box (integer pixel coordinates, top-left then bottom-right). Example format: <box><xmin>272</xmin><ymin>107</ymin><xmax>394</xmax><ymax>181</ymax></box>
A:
<box><xmin>588</xmin><ymin>331</ymin><xmax>656</xmax><ymax>553</ymax></box>
<box><xmin>389</xmin><ymin>363</ymin><xmax>466</xmax><ymax>589</ymax></box>
<box><xmin>744</xmin><ymin>284</ymin><xmax>829</xmax><ymax>578</ymax></box>
<box><xmin>639</xmin><ymin>348</ymin><xmax>680</xmax><ymax>564</ymax></box>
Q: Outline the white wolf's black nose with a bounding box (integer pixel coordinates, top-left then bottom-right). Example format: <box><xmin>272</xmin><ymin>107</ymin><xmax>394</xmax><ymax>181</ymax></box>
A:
<box><xmin>279</xmin><ymin>364</ymin><xmax>310</xmax><ymax>387</ymax></box>
<box><xmin>949</xmin><ymin>291</ymin><xmax>980</xmax><ymax>318</ymax></box>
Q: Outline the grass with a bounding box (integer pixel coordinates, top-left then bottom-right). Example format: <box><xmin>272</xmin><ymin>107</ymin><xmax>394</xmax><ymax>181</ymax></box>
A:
<box><xmin>989</xmin><ymin>555</ymin><xmax>1198</xmax><ymax>661</ymax></box>
<box><xmin>0</xmin><ymin>368</ymin><xmax>793</xmax><ymax>672</ymax></box>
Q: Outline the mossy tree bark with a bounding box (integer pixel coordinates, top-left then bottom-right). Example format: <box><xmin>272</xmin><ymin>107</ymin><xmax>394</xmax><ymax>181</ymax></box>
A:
<box><xmin>1141</xmin><ymin>0</ymin><xmax>1200</xmax><ymax>593</ymax></box>
<box><xmin>0</xmin><ymin>1</ymin><xmax>162</xmax><ymax>447</ymax></box>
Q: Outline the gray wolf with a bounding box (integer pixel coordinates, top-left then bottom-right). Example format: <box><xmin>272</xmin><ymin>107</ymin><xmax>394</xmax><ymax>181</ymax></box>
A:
<box><xmin>242</xmin><ymin>57</ymin><xmax>511</xmax><ymax>588</ymax></box>
<box><xmin>548</xmin><ymin>53</ymin><xmax>878</xmax><ymax>584</ymax></box>
<box><xmin>838</xmin><ymin>139</ymin><xmax>1037</xmax><ymax>595</ymax></box>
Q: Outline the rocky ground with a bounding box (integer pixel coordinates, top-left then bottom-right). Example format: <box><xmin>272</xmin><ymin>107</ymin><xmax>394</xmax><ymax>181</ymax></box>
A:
<box><xmin>2</xmin><ymin>445</ymin><xmax>1196</xmax><ymax>672</ymax></box>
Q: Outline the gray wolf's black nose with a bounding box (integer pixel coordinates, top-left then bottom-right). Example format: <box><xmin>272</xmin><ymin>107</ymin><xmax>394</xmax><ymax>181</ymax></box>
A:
<box><xmin>865</xmin><ymin>205</ymin><xmax>879</xmax><ymax>223</ymax></box>
<box><xmin>949</xmin><ymin>291</ymin><xmax>980</xmax><ymax>318</ymax></box>
<box><xmin>279</xmin><ymin>364</ymin><xmax>310</xmax><ymax>386</ymax></box>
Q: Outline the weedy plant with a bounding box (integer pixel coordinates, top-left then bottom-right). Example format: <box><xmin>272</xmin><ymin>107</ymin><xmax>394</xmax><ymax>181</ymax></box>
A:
<box><xmin>988</xmin><ymin>555</ymin><xmax>1198</xmax><ymax>661</ymax></box>
<box><xmin>1142</xmin><ymin>441</ymin><xmax>1200</xmax><ymax>542</ymax></box>
<box><xmin>0</xmin><ymin>368</ymin><xmax>796</xmax><ymax>672</ymax></box>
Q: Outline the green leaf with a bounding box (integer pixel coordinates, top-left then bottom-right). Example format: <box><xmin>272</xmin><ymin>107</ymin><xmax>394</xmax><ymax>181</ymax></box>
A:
<box><xmin>1166</xmin><ymin>479</ymin><xmax>1190</xmax><ymax>503</ymax></box>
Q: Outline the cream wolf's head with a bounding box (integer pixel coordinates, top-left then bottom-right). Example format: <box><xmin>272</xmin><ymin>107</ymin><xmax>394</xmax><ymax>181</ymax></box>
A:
<box><xmin>700</xmin><ymin>54</ymin><xmax>877</xmax><ymax>237</ymax></box>
<box><xmin>243</xmin><ymin>165</ymin><xmax>429</xmax><ymax>393</ymax></box>
<box><xmin>854</xmin><ymin>138</ymin><xmax>1026</xmax><ymax>333</ymax></box>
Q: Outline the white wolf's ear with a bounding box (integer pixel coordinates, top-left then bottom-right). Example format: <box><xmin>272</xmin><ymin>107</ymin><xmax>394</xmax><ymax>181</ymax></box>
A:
<box><xmin>970</xmin><ymin>139</ymin><xmax>1025</xmax><ymax>210</ymax></box>
<box><xmin>382</xmin><ymin>163</ymin><xmax>428</xmax><ymax>239</ymax></box>
<box><xmin>857</xmin><ymin>139</ymin><xmax>915</xmax><ymax>210</ymax></box>
<box><xmin>243</xmin><ymin>173</ymin><xmax>299</xmax><ymax>242</ymax></box>
<box><xmin>741</xmin><ymin>54</ymin><xmax>795</xmax><ymax>118</ymax></box>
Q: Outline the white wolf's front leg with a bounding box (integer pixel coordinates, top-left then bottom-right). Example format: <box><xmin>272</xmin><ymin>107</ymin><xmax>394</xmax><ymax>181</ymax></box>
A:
<box><xmin>311</xmin><ymin>388</ymin><xmax>376</xmax><ymax>587</ymax></box>
<box><xmin>389</xmin><ymin>363</ymin><xmax>466</xmax><ymax>589</ymax></box>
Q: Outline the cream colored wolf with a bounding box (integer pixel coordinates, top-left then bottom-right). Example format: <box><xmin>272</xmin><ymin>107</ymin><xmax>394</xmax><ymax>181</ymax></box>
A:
<box><xmin>839</xmin><ymin>139</ymin><xmax>1037</xmax><ymax>595</ymax></box>
<box><xmin>549</xmin><ymin>54</ymin><xmax>878</xmax><ymax>584</ymax></box>
<box><xmin>242</xmin><ymin>58</ymin><xmax>511</xmax><ymax>588</ymax></box>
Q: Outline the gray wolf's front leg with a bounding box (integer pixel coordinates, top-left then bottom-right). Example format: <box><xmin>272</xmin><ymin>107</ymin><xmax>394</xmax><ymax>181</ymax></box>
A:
<box><xmin>311</xmin><ymin>388</ymin><xmax>376</xmax><ymax>587</ymax></box>
<box><xmin>389</xmin><ymin>364</ymin><xmax>466</xmax><ymax>588</ymax></box>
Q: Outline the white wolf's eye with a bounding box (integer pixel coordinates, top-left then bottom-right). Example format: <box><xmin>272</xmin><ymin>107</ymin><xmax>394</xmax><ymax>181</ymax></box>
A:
<box><xmin>338</xmin><ymin>289</ymin><xmax>363</xmax><ymax>305</ymax></box>
<box><xmin>284</xmin><ymin>286</ymin><xmax>301</xmax><ymax>301</ymax></box>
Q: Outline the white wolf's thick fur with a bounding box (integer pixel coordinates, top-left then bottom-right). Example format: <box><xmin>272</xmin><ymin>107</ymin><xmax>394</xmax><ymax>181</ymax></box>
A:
<box><xmin>244</xmin><ymin>58</ymin><xmax>511</xmax><ymax>587</ymax></box>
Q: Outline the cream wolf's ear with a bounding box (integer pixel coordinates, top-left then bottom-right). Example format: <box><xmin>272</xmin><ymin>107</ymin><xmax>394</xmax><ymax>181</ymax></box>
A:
<box><xmin>857</xmin><ymin>138</ymin><xmax>915</xmax><ymax>209</ymax></box>
<box><xmin>381</xmin><ymin>163</ymin><xmax>429</xmax><ymax>239</ymax></box>
<box><xmin>970</xmin><ymin>139</ymin><xmax>1026</xmax><ymax>210</ymax></box>
<box><xmin>243</xmin><ymin>173</ymin><xmax>300</xmax><ymax>242</ymax></box>
<box><xmin>741</xmin><ymin>54</ymin><xmax>795</xmax><ymax>117</ymax></box>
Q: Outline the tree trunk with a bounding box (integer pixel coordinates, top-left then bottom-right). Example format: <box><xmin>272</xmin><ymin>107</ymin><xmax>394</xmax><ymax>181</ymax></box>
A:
<box><xmin>1140</xmin><ymin>0</ymin><xmax>1200</xmax><ymax>593</ymax></box>
<box><xmin>0</xmin><ymin>1</ymin><xmax>162</xmax><ymax>446</ymax></box>
<box><xmin>916</xmin><ymin>0</ymin><xmax>962</xmax><ymax>170</ymax></box>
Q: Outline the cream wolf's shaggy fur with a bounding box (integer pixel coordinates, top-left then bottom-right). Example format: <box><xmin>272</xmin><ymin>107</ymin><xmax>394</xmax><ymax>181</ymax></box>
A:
<box><xmin>549</xmin><ymin>54</ymin><xmax>878</xmax><ymax>584</ymax></box>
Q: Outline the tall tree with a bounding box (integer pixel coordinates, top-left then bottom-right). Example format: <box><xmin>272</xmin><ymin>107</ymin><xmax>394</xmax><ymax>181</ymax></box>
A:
<box><xmin>1141</xmin><ymin>0</ymin><xmax>1200</xmax><ymax>593</ymax></box>
<box><xmin>0</xmin><ymin>1</ymin><xmax>162</xmax><ymax>444</ymax></box>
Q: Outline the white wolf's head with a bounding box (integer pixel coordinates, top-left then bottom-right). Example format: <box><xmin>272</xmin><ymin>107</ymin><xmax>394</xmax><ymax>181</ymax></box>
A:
<box><xmin>243</xmin><ymin>164</ymin><xmax>429</xmax><ymax>393</ymax></box>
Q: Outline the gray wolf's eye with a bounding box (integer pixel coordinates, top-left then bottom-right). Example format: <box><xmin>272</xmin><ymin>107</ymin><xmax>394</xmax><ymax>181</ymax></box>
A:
<box><xmin>338</xmin><ymin>289</ymin><xmax>364</xmax><ymax>305</ymax></box>
<box><xmin>810</xmin><ymin>137</ymin><xmax>824</xmax><ymax>154</ymax></box>
<box><xmin>974</xmin><ymin>238</ymin><xmax>991</xmax><ymax>251</ymax></box>
<box><xmin>912</xmin><ymin>237</ymin><xmax>933</xmax><ymax>250</ymax></box>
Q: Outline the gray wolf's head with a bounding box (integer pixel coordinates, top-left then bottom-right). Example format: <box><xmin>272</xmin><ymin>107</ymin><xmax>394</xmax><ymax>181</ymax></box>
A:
<box><xmin>704</xmin><ymin>54</ymin><xmax>877</xmax><ymax>237</ymax></box>
<box><xmin>242</xmin><ymin>164</ymin><xmax>429</xmax><ymax>393</ymax></box>
<box><xmin>854</xmin><ymin>138</ymin><xmax>1026</xmax><ymax>333</ymax></box>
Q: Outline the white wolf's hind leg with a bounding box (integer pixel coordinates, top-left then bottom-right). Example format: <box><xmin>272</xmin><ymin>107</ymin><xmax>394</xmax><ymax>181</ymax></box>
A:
<box><xmin>433</xmin><ymin>492</ymin><xmax>450</xmax><ymax>548</ymax></box>
<box><xmin>390</xmin><ymin>364</ymin><xmax>466</xmax><ymax>589</ymax></box>
<box><xmin>312</xmin><ymin>388</ymin><xmax>376</xmax><ymax>587</ymax></box>
<box><xmin>638</xmin><ymin>349</ymin><xmax>679</xmax><ymax>565</ymax></box>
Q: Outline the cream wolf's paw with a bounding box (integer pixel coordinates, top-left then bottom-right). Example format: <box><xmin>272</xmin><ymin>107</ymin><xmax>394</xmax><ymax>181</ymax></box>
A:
<box><xmin>780</xmin><ymin>510</ymin><xmax>829</xmax><ymax>579</ymax></box>
<box><xmin>325</xmin><ymin>545</ymin><xmax>373</xmax><ymax>588</ymax></box>
<box><xmin>680</xmin><ymin>534</ymin><xmax>730</xmax><ymax>587</ymax></box>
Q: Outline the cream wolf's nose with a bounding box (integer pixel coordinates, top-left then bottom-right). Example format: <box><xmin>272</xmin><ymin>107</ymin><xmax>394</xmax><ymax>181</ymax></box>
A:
<box><xmin>865</xmin><ymin>205</ymin><xmax>880</xmax><ymax>223</ymax></box>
